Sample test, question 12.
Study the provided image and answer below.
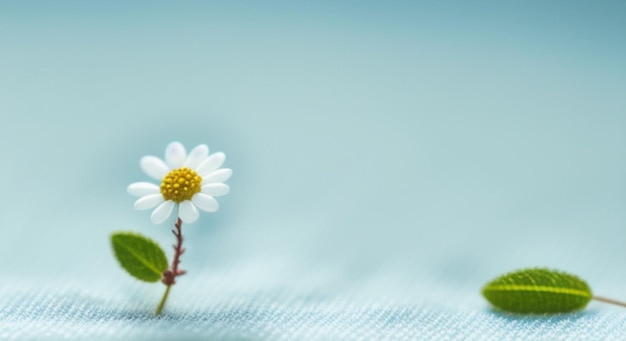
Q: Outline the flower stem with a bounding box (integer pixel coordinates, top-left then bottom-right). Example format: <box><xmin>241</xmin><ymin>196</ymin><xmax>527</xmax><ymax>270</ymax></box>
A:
<box><xmin>156</xmin><ymin>285</ymin><xmax>171</xmax><ymax>315</ymax></box>
<box><xmin>155</xmin><ymin>218</ymin><xmax>186</xmax><ymax>315</ymax></box>
<box><xmin>593</xmin><ymin>295</ymin><xmax>626</xmax><ymax>308</ymax></box>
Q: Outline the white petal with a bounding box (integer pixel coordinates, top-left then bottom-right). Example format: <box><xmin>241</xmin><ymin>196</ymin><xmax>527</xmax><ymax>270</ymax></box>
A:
<box><xmin>196</xmin><ymin>152</ymin><xmax>226</xmax><ymax>175</ymax></box>
<box><xmin>202</xmin><ymin>169</ymin><xmax>232</xmax><ymax>184</ymax></box>
<box><xmin>183</xmin><ymin>144</ymin><xmax>209</xmax><ymax>169</ymax></box>
<box><xmin>178</xmin><ymin>201</ymin><xmax>199</xmax><ymax>223</ymax></box>
<box><xmin>192</xmin><ymin>193</ymin><xmax>219</xmax><ymax>212</ymax></box>
<box><xmin>140</xmin><ymin>156</ymin><xmax>170</xmax><ymax>180</ymax></box>
<box><xmin>151</xmin><ymin>201</ymin><xmax>175</xmax><ymax>224</ymax></box>
<box><xmin>165</xmin><ymin>142</ymin><xmax>187</xmax><ymax>169</ymax></box>
<box><xmin>201</xmin><ymin>183</ymin><xmax>230</xmax><ymax>197</ymax></box>
<box><xmin>134</xmin><ymin>194</ymin><xmax>164</xmax><ymax>210</ymax></box>
<box><xmin>127</xmin><ymin>182</ymin><xmax>160</xmax><ymax>197</ymax></box>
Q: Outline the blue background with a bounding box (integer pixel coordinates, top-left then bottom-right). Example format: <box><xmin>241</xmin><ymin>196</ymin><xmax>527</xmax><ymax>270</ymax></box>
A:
<box><xmin>1</xmin><ymin>1</ymin><xmax>625</xmax><ymax>339</ymax></box>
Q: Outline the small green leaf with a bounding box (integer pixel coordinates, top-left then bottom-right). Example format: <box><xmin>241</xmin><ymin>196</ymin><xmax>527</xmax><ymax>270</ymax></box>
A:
<box><xmin>482</xmin><ymin>268</ymin><xmax>592</xmax><ymax>314</ymax></box>
<box><xmin>111</xmin><ymin>232</ymin><xmax>168</xmax><ymax>282</ymax></box>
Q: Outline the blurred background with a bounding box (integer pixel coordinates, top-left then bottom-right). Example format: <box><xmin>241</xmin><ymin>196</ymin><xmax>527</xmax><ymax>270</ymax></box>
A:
<box><xmin>0</xmin><ymin>1</ymin><xmax>624</xmax><ymax>339</ymax></box>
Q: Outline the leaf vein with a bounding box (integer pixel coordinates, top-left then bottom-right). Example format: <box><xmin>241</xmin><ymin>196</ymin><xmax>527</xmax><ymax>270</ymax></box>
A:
<box><xmin>485</xmin><ymin>285</ymin><xmax>591</xmax><ymax>298</ymax></box>
<box><xmin>117</xmin><ymin>238</ymin><xmax>163</xmax><ymax>276</ymax></box>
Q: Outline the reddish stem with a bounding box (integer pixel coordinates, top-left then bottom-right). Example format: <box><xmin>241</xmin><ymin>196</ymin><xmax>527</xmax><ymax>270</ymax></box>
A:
<box><xmin>156</xmin><ymin>217</ymin><xmax>186</xmax><ymax>314</ymax></box>
<box><xmin>162</xmin><ymin>218</ymin><xmax>186</xmax><ymax>286</ymax></box>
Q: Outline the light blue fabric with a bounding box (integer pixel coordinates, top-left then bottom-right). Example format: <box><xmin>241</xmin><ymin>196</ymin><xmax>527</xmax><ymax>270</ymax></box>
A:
<box><xmin>1</xmin><ymin>1</ymin><xmax>625</xmax><ymax>339</ymax></box>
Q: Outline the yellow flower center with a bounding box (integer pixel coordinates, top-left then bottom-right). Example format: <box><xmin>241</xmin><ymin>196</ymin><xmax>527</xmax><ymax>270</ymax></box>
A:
<box><xmin>160</xmin><ymin>167</ymin><xmax>202</xmax><ymax>203</ymax></box>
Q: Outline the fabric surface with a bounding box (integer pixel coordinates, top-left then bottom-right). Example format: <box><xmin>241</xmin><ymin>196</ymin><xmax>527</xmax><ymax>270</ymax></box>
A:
<box><xmin>1</xmin><ymin>1</ymin><xmax>625</xmax><ymax>340</ymax></box>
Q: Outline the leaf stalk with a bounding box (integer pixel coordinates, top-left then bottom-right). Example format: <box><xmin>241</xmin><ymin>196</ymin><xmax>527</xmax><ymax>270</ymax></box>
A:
<box><xmin>593</xmin><ymin>295</ymin><xmax>626</xmax><ymax>308</ymax></box>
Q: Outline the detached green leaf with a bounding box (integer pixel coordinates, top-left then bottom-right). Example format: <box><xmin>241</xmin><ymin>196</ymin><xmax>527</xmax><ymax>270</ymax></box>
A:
<box><xmin>482</xmin><ymin>268</ymin><xmax>592</xmax><ymax>314</ymax></box>
<box><xmin>111</xmin><ymin>232</ymin><xmax>168</xmax><ymax>282</ymax></box>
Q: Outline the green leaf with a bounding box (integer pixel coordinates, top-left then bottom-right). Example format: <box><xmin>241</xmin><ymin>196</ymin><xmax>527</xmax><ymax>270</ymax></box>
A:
<box><xmin>482</xmin><ymin>268</ymin><xmax>592</xmax><ymax>314</ymax></box>
<box><xmin>111</xmin><ymin>232</ymin><xmax>168</xmax><ymax>283</ymax></box>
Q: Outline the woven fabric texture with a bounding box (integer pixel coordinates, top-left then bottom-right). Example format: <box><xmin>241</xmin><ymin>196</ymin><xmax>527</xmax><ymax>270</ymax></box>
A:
<box><xmin>1</xmin><ymin>1</ymin><xmax>625</xmax><ymax>340</ymax></box>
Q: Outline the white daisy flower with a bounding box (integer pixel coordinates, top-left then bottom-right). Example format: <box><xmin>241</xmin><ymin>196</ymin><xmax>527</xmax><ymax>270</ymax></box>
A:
<box><xmin>128</xmin><ymin>142</ymin><xmax>232</xmax><ymax>224</ymax></box>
